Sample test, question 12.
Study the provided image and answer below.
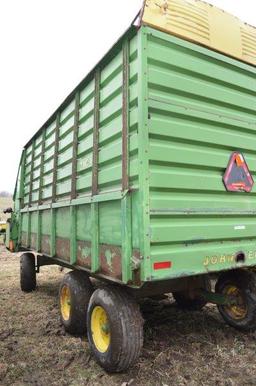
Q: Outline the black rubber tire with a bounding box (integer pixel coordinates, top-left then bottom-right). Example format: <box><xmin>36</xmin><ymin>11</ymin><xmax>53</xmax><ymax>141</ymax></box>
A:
<box><xmin>87</xmin><ymin>286</ymin><xmax>144</xmax><ymax>373</ymax></box>
<box><xmin>59</xmin><ymin>270</ymin><xmax>93</xmax><ymax>335</ymax></box>
<box><xmin>215</xmin><ymin>269</ymin><xmax>256</xmax><ymax>332</ymax></box>
<box><xmin>20</xmin><ymin>253</ymin><xmax>36</xmax><ymax>292</ymax></box>
<box><xmin>173</xmin><ymin>276</ymin><xmax>211</xmax><ymax>311</ymax></box>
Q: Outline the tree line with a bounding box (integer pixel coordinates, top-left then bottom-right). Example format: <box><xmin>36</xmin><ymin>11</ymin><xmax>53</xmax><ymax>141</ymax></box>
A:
<box><xmin>0</xmin><ymin>191</ymin><xmax>12</xmax><ymax>198</ymax></box>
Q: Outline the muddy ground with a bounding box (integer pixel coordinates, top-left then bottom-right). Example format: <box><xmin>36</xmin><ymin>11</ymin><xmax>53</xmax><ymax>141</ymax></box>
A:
<box><xmin>1</xmin><ymin>245</ymin><xmax>256</xmax><ymax>386</ymax></box>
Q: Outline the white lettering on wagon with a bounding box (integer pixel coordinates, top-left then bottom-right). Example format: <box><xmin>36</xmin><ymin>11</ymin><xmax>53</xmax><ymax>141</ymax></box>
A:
<box><xmin>203</xmin><ymin>255</ymin><xmax>234</xmax><ymax>266</ymax></box>
<box><xmin>203</xmin><ymin>251</ymin><xmax>256</xmax><ymax>267</ymax></box>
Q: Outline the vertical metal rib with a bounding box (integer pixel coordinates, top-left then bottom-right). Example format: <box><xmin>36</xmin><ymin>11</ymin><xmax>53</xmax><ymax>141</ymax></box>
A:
<box><xmin>38</xmin><ymin>129</ymin><xmax>46</xmax><ymax>205</ymax></box>
<box><xmin>122</xmin><ymin>40</ymin><xmax>130</xmax><ymax>191</ymax></box>
<box><xmin>92</xmin><ymin>69</ymin><xmax>100</xmax><ymax>195</ymax></box>
<box><xmin>71</xmin><ymin>92</ymin><xmax>80</xmax><ymax>199</ymax></box>
<box><xmin>28</xmin><ymin>142</ymin><xmax>35</xmax><ymax>207</ymax></box>
<box><xmin>52</xmin><ymin>113</ymin><xmax>60</xmax><ymax>202</ymax></box>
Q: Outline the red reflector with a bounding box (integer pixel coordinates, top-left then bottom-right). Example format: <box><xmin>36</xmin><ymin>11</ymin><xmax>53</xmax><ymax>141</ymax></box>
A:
<box><xmin>153</xmin><ymin>261</ymin><xmax>172</xmax><ymax>270</ymax></box>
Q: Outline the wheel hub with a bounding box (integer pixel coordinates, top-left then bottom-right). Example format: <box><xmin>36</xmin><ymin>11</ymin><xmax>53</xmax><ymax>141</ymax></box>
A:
<box><xmin>224</xmin><ymin>285</ymin><xmax>247</xmax><ymax>320</ymax></box>
<box><xmin>60</xmin><ymin>285</ymin><xmax>71</xmax><ymax>321</ymax></box>
<box><xmin>91</xmin><ymin>306</ymin><xmax>110</xmax><ymax>353</ymax></box>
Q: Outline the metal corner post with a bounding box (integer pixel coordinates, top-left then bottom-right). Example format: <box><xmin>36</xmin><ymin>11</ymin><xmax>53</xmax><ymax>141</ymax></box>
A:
<box><xmin>121</xmin><ymin>38</ymin><xmax>132</xmax><ymax>283</ymax></box>
<box><xmin>91</xmin><ymin>69</ymin><xmax>100</xmax><ymax>273</ymax></box>
<box><xmin>137</xmin><ymin>26</ymin><xmax>151</xmax><ymax>282</ymax></box>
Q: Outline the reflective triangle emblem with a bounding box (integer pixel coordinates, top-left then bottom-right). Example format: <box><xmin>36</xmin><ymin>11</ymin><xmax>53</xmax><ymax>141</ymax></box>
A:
<box><xmin>223</xmin><ymin>152</ymin><xmax>254</xmax><ymax>192</ymax></box>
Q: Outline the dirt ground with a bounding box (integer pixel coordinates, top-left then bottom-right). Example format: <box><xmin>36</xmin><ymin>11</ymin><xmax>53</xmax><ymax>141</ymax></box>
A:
<box><xmin>1</xmin><ymin>245</ymin><xmax>256</xmax><ymax>386</ymax></box>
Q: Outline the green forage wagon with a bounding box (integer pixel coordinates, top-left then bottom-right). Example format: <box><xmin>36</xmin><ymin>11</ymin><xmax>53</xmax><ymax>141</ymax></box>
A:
<box><xmin>5</xmin><ymin>0</ymin><xmax>256</xmax><ymax>372</ymax></box>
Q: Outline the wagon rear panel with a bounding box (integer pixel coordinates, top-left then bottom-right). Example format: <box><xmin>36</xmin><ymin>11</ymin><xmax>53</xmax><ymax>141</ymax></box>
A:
<box><xmin>145</xmin><ymin>27</ymin><xmax>256</xmax><ymax>280</ymax></box>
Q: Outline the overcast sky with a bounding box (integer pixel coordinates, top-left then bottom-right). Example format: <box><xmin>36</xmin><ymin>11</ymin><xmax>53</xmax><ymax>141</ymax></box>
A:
<box><xmin>1</xmin><ymin>0</ymin><xmax>255</xmax><ymax>193</ymax></box>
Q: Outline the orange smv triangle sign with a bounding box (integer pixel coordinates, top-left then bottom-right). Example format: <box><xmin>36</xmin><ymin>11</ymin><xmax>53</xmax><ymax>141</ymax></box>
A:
<box><xmin>223</xmin><ymin>152</ymin><xmax>254</xmax><ymax>193</ymax></box>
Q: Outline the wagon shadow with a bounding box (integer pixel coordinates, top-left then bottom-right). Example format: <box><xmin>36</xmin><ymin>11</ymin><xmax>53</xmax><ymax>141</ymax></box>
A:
<box><xmin>36</xmin><ymin>279</ymin><xmax>61</xmax><ymax>297</ymax></box>
<box><xmin>140</xmin><ymin>298</ymin><xmax>245</xmax><ymax>354</ymax></box>
<box><xmin>34</xmin><ymin>279</ymin><xmax>248</xmax><ymax>359</ymax></box>
<box><xmin>36</xmin><ymin>280</ymin><xmax>228</xmax><ymax>335</ymax></box>
<box><xmin>141</xmin><ymin>297</ymin><xmax>220</xmax><ymax>328</ymax></box>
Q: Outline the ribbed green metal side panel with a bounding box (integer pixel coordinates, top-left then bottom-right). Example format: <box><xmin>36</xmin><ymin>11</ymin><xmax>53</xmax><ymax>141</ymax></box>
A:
<box><xmin>22</xmin><ymin>34</ymin><xmax>139</xmax><ymax>205</ymax></box>
<box><xmin>15</xmin><ymin>25</ymin><xmax>256</xmax><ymax>286</ymax></box>
<box><xmin>18</xmin><ymin>29</ymin><xmax>140</xmax><ymax>285</ymax></box>
<box><xmin>145</xmin><ymin>27</ymin><xmax>256</xmax><ymax>280</ymax></box>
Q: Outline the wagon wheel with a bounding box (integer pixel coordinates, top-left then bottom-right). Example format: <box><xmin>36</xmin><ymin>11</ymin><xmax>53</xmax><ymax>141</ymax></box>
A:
<box><xmin>215</xmin><ymin>269</ymin><xmax>256</xmax><ymax>331</ymax></box>
<box><xmin>59</xmin><ymin>270</ymin><xmax>93</xmax><ymax>335</ymax></box>
<box><xmin>20</xmin><ymin>253</ymin><xmax>36</xmax><ymax>292</ymax></box>
<box><xmin>87</xmin><ymin>286</ymin><xmax>144</xmax><ymax>372</ymax></box>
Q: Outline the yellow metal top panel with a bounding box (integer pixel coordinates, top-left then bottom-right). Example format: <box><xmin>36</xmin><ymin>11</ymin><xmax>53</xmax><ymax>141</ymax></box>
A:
<box><xmin>141</xmin><ymin>0</ymin><xmax>256</xmax><ymax>66</ymax></box>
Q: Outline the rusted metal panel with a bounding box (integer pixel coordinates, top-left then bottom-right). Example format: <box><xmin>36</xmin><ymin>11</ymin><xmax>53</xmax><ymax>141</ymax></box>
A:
<box><xmin>21</xmin><ymin>231</ymin><xmax>27</xmax><ymax>247</ymax></box>
<box><xmin>131</xmin><ymin>249</ymin><xmax>142</xmax><ymax>286</ymax></box>
<box><xmin>30</xmin><ymin>232</ymin><xmax>37</xmax><ymax>250</ymax></box>
<box><xmin>41</xmin><ymin>234</ymin><xmax>51</xmax><ymax>255</ymax></box>
<box><xmin>56</xmin><ymin>237</ymin><xmax>70</xmax><ymax>261</ymax></box>
<box><xmin>77</xmin><ymin>240</ymin><xmax>92</xmax><ymax>269</ymax></box>
<box><xmin>99</xmin><ymin>244</ymin><xmax>122</xmax><ymax>280</ymax></box>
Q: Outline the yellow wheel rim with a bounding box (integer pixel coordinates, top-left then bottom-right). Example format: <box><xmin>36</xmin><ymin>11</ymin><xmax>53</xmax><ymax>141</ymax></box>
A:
<box><xmin>60</xmin><ymin>285</ymin><xmax>71</xmax><ymax>321</ymax></box>
<box><xmin>224</xmin><ymin>285</ymin><xmax>247</xmax><ymax>320</ymax></box>
<box><xmin>91</xmin><ymin>306</ymin><xmax>110</xmax><ymax>353</ymax></box>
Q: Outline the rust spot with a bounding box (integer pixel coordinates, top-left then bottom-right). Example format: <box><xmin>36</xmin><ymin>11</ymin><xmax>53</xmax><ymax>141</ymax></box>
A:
<box><xmin>21</xmin><ymin>232</ymin><xmax>27</xmax><ymax>247</ymax></box>
<box><xmin>41</xmin><ymin>234</ymin><xmax>51</xmax><ymax>255</ymax></box>
<box><xmin>133</xmin><ymin>269</ymin><xmax>141</xmax><ymax>287</ymax></box>
<box><xmin>99</xmin><ymin>244</ymin><xmax>122</xmax><ymax>280</ymax></box>
<box><xmin>132</xmin><ymin>249</ymin><xmax>141</xmax><ymax>286</ymax></box>
<box><xmin>56</xmin><ymin>237</ymin><xmax>70</xmax><ymax>261</ymax></box>
<box><xmin>77</xmin><ymin>240</ymin><xmax>91</xmax><ymax>268</ymax></box>
<box><xmin>133</xmin><ymin>249</ymin><xmax>141</xmax><ymax>260</ymax></box>
<box><xmin>30</xmin><ymin>232</ymin><xmax>37</xmax><ymax>250</ymax></box>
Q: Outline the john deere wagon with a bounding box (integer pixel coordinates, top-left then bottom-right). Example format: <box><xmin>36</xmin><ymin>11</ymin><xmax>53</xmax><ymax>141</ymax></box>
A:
<box><xmin>5</xmin><ymin>0</ymin><xmax>256</xmax><ymax>372</ymax></box>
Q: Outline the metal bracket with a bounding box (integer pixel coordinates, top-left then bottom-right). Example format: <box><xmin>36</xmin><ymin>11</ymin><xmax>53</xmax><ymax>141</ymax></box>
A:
<box><xmin>36</xmin><ymin>255</ymin><xmax>58</xmax><ymax>273</ymax></box>
<box><xmin>131</xmin><ymin>255</ymin><xmax>141</xmax><ymax>271</ymax></box>
<box><xmin>198</xmin><ymin>289</ymin><xmax>238</xmax><ymax>306</ymax></box>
